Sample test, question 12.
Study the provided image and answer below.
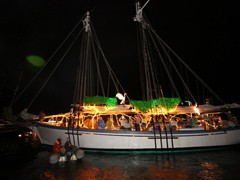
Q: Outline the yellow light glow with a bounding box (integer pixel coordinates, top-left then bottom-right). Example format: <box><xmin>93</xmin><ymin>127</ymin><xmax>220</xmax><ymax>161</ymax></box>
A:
<box><xmin>194</xmin><ymin>105</ymin><xmax>200</xmax><ymax>115</ymax></box>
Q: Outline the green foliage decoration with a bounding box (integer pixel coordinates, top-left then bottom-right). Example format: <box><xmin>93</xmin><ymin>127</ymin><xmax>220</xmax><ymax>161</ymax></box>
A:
<box><xmin>83</xmin><ymin>96</ymin><xmax>117</xmax><ymax>107</ymax></box>
<box><xmin>156</xmin><ymin>97</ymin><xmax>181</xmax><ymax>109</ymax></box>
<box><xmin>130</xmin><ymin>97</ymin><xmax>181</xmax><ymax>113</ymax></box>
<box><xmin>82</xmin><ymin>96</ymin><xmax>180</xmax><ymax>111</ymax></box>
<box><xmin>130</xmin><ymin>100</ymin><xmax>153</xmax><ymax>112</ymax></box>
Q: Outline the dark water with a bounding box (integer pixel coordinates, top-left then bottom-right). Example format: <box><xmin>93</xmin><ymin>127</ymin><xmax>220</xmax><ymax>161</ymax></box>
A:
<box><xmin>2</xmin><ymin>145</ymin><xmax>240</xmax><ymax>180</ymax></box>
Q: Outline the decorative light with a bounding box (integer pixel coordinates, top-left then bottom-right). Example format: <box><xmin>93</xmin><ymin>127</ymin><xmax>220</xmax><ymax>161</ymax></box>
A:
<box><xmin>194</xmin><ymin>104</ymin><xmax>200</xmax><ymax>115</ymax></box>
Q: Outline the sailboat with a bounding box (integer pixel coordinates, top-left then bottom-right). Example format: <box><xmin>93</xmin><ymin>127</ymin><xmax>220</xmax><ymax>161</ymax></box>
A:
<box><xmin>26</xmin><ymin>1</ymin><xmax>240</xmax><ymax>153</ymax></box>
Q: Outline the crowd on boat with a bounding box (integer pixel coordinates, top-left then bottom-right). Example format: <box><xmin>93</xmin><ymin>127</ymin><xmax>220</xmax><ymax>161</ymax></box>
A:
<box><xmin>41</xmin><ymin>110</ymin><xmax>239</xmax><ymax>132</ymax></box>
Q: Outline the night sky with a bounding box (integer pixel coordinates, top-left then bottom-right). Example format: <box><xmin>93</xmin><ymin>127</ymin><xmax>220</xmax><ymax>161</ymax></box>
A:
<box><xmin>0</xmin><ymin>0</ymin><xmax>239</xmax><ymax>115</ymax></box>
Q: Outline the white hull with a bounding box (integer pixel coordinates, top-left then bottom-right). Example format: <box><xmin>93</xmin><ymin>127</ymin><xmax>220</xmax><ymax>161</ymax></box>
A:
<box><xmin>30</xmin><ymin>122</ymin><xmax>240</xmax><ymax>152</ymax></box>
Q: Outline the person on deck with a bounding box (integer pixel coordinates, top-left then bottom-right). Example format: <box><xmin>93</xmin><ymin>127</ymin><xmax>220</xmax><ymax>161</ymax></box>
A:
<box><xmin>106</xmin><ymin>117</ymin><xmax>114</xmax><ymax>129</ymax></box>
<box><xmin>98</xmin><ymin>116</ymin><xmax>105</xmax><ymax>129</ymax></box>
<box><xmin>119</xmin><ymin>115</ymin><xmax>130</xmax><ymax>129</ymax></box>
<box><xmin>38</xmin><ymin>110</ymin><xmax>45</xmax><ymax>122</ymax></box>
<box><xmin>169</xmin><ymin>119</ymin><xmax>178</xmax><ymax>131</ymax></box>
<box><xmin>148</xmin><ymin>115</ymin><xmax>159</xmax><ymax>131</ymax></box>
<box><xmin>53</xmin><ymin>137</ymin><xmax>62</xmax><ymax>154</ymax></box>
<box><xmin>135</xmin><ymin>114</ymin><xmax>141</xmax><ymax>131</ymax></box>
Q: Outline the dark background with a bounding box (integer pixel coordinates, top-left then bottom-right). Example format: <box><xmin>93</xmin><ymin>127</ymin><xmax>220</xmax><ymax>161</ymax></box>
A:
<box><xmin>0</xmin><ymin>0</ymin><xmax>239</xmax><ymax>115</ymax></box>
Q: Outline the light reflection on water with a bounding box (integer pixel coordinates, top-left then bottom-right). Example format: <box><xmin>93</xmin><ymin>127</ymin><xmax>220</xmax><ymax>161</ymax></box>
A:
<box><xmin>3</xmin><ymin>146</ymin><xmax>240</xmax><ymax>180</ymax></box>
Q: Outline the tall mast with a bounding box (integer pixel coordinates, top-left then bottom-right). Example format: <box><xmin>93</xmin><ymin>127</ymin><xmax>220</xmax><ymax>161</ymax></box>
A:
<box><xmin>134</xmin><ymin>0</ymin><xmax>156</xmax><ymax>101</ymax></box>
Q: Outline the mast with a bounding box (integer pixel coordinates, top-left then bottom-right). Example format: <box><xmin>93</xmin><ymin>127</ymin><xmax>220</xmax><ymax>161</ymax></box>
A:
<box><xmin>73</xmin><ymin>11</ymin><xmax>125</xmax><ymax>108</ymax></box>
<box><xmin>74</xmin><ymin>11</ymin><xmax>92</xmax><ymax>106</ymax></box>
<box><xmin>134</xmin><ymin>0</ymin><xmax>157</xmax><ymax>101</ymax></box>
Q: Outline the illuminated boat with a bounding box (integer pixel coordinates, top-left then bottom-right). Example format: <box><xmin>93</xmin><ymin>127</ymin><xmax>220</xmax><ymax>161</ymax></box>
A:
<box><xmin>30</xmin><ymin>100</ymin><xmax>240</xmax><ymax>152</ymax></box>
<box><xmin>26</xmin><ymin>1</ymin><xmax>240</xmax><ymax>153</ymax></box>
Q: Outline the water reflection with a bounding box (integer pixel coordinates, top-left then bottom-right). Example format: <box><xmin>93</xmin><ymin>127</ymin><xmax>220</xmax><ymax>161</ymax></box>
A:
<box><xmin>4</xmin><ymin>147</ymin><xmax>240</xmax><ymax>180</ymax></box>
<box><xmin>198</xmin><ymin>162</ymin><xmax>224</xmax><ymax>179</ymax></box>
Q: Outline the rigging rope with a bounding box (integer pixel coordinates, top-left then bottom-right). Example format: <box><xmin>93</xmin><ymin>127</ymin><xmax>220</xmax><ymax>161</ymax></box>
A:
<box><xmin>137</xmin><ymin>13</ymin><xmax>225</xmax><ymax>104</ymax></box>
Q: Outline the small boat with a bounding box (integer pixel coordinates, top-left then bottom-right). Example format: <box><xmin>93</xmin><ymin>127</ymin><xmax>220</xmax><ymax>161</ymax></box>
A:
<box><xmin>49</xmin><ymin>145</ymin><xmax>84</xmax><ymax>164</ymax></box>
<box><xmin>24</xmin><ymin>1</ymin><xmax>240</xmax><ymax>153</ymax></box>
<box><xmin>0</xmin><ymin>118</ymin><xmax>41</xmax><ymax>156</ymax></box>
